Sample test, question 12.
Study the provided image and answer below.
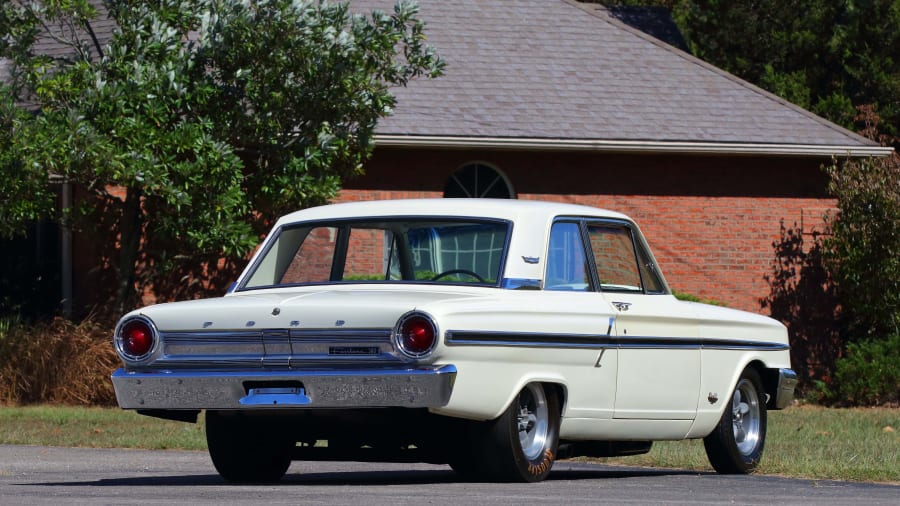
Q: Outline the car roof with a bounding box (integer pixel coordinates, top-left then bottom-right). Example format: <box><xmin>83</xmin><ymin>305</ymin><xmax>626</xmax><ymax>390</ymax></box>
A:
<box><xmin>275</xmin><ymin>198</ymin><xmax>632</xmax><ymax>225</ymax></box>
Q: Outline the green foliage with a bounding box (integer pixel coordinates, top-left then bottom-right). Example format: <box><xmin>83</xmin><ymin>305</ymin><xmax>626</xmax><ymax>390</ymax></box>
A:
<box><xmin>601</xmin><ymin>0</ymin><xmax>900</xmax><ymax>144</ymax></box>
<box><xmin>829</xmin><ymin>333</ymin><xmax>900</xmax><ymax>406</ymax></box>
<box><xmin>672</xmin><ymin>290</ymin><xmax>725</xmax><ymax>306</ymax></box>
<box><xmin>823</xmin><ymin>155</ymin><xmax>900</xmax><ymax>342</ymax></box>
<box><xmin>761</xmin><ymin>154</ymin><xmax>898</xmax><ymax>405</ymax></box>
<box><xmin>0</xmin><ymin>86</ymin><xmax>56</xmax><ymax>238</ymax></box>
<box><xmin>0</xmin><ymin>0</ymin><xmax>443</xmax><ymax>312</ymax></box>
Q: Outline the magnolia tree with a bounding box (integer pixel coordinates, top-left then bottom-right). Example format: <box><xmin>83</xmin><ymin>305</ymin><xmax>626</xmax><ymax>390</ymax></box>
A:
<box><xmin>0</xmin><ymin>0</ymin><xmax>443</xmax><ymax>313</ymax></box>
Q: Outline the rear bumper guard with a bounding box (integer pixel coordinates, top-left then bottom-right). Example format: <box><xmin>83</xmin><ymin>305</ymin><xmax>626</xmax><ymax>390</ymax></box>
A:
<box><xmin>112</xmin><ymin>365</ymin><xmax>457</xmax><ymax>410</ymax></box>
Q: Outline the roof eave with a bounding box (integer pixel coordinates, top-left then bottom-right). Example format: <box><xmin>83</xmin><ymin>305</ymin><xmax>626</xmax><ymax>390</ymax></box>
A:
<box><xmin>374</xmin><ymin>135</ymin><xmax>894</xmax><ymax>158</ymax></box>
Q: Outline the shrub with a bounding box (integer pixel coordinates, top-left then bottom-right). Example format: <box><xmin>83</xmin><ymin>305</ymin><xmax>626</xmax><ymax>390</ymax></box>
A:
<box><xmin>672</xmin><ymin>291</ymin><xmax>725</xmax><ymax>306</ymax></box>
<box><xmin>0</xmin><ymin>317</ymin><xmax>118</xmax><ymax>406</ymax></box>
<box><xmin>830</xmin><ymin>333</ymin><xmax>900</xmax><ymax>406</ymax></box>
<box><xmin>823</xmin><ymin>153</ymin><xmax>900</xmax><ymax>342</ymax></box>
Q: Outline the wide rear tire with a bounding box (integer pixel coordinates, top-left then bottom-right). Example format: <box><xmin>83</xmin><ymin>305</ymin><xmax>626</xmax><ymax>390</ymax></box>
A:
<box><xmin>475</xmin><ymin>383</ymin><xmax>561</xmax><ymax>482</ymax></box>
<box><xmin>205</xmin><ymin>411</ymin><xmax>293</xmax><ymax>483</ymax></box>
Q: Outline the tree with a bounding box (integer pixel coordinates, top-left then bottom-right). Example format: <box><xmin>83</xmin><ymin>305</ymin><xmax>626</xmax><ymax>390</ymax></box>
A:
<box><xmin>598</xmin><ymin>0</ymin><xmax>900</xmax><ymax>146</ymax></box>
<box><xmin>0</xmin><ymin>0</ymin><xmax>443</xmax><ymax>313</ymax></box>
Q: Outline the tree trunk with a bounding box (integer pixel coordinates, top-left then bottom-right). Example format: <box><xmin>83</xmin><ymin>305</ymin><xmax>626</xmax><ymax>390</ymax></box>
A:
<box><xmin>114</xmin><ymin>187</ymin><xmax>143</xmax><ymax>315</ymax></box>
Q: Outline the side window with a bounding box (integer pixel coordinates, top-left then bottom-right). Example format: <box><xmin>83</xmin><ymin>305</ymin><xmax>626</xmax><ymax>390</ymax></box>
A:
<box><xmin>587</xmin><ymin>224</ymin><xmax>643</xmax><ymax>292</ymax></box>
<box><xmin>545</xmin><ymin>222</ymin><xmax>589</xmax><ymax>291</ymax></box>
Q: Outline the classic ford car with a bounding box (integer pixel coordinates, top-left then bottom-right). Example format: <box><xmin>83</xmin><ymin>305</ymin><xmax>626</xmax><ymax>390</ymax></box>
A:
<box><xmin>112</xmin><ymin>198</ymin><xmax>797</xmax><ymax>483</ymax></box>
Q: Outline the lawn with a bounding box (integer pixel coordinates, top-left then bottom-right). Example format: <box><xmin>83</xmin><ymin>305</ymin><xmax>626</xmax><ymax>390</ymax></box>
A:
<box><xmin>0</xmin><ymin>404</ymin><xmax>897</xmax><ymax>483</ymax></box>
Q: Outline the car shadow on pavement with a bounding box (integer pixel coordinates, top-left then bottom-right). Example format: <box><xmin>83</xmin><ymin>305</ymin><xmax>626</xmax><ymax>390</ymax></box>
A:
<box><xmin>28</xmin><ymin>466</ymin><xmax>706</xmax><ymax>487</ymax></box>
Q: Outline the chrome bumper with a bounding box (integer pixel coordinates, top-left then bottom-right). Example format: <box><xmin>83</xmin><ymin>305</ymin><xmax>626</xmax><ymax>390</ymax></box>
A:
<box><xmin>774</xmin><ymin>368</ymin><xmax>798</xmax><ymax>409</ymax></box>
<box><xmin>112</xmin><ymin>365</ymin><xmax>457</xmax><ymax>410</ymax></box>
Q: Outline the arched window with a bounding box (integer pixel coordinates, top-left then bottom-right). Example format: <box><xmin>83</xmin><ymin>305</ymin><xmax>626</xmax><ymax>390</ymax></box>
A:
<box><xmin>443</xmin><ymin>163</ymin><xmax>515</xmax><ymax>199</ymax></box>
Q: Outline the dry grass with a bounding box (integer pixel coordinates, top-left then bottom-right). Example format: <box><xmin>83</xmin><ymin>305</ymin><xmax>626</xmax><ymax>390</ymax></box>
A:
<box><xmin>0</xmin><ymin>317</ymin><xmax>118</xmax><ymax>405</ymax></box>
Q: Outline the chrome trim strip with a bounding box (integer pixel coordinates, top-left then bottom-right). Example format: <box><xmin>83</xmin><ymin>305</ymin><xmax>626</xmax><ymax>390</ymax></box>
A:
<box><xmin>161</xmin><ymin>328</ymin><xmax>392</xmax><ymax>342</ymax></box>
<box><xmin>701</xmin><ymin>339</ymin><xmax>791</xmax><ymax>351</ymax></box>
<box><xmin>155</xmin><ymin>328</ymin><xmax>399</xmax><ymax>368</ymax></box>
<box><xmin>445</xmin><ymin>330</ymin><xmax>790</xmax><ymax>351</ymax></box>
<box><xmin>290</xmin><ymin>328</ymin><xmax>393</xmax><ymax>340</ymax></box>
<box><xmin>446</xmin><ymin>330</ymin><xmax>615</xmax><ymax>349</ymax></box>
<box><xmin>112</xmin><ymin>365</ymin><xmax>457</xmax><ymax>410</ymax></box>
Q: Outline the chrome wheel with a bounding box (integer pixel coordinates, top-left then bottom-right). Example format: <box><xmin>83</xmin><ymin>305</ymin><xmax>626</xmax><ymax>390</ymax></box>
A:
<box><xmin>732</xmin><ymin>378</ymin><xmax>761</xmax><ymax>456</ymax></box>
<box><xmin>516</xmin><ymin>383</ymin><xmax>550</xmax><ymax>461</ymax></box>
<box><xmin>470</xmin><ymin>383</ymin><xmax>560</xmax><ymax>482</ymax></box>
<box><xmin>703</xmin><ymin>367</ymin><xmax>768</xmax><ymax>474</ymax></box>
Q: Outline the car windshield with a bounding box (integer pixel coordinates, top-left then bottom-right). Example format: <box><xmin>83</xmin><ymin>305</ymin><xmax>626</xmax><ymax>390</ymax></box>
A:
<box><xmin>241</xmin><ymin>218</ymin><xmax>510</xmax><ymax>289</ymax></box>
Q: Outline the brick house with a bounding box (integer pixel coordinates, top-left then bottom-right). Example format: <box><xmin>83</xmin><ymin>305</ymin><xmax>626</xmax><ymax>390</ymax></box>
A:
<box><xmin>1</xmin><ymin>0</ymin><xmax>890</xmax><ymax>315</ymax></box>
<box><xmin>339</xmin><ymin>0</ymin><xmax>889</xmax><ymax>311</ymax></box>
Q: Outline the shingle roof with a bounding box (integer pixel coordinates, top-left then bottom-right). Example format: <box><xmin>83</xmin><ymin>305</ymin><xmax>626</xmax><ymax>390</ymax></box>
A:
<box><xmin>355</xmin><ymin>0</ymin><xmax>886</xmax><ymax>156</ymax></box>
<box><xmin>3</xmin><ymin>0</ymin><xmax>887</xmax><ymax>156</ymax></box>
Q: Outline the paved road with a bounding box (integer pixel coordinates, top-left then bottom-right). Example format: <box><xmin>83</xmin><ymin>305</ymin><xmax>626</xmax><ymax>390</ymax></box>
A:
<box><xmin>1</xmin><ymin>445</ymin><xmax>897</xmax><ymax>505</ymax></box>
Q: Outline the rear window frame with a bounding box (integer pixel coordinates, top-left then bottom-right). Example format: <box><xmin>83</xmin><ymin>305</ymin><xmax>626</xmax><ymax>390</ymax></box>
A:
<box><xmin>236</xmin><ymin>216</ymin><xmax>513</xmax><ymax>292</ymax></box>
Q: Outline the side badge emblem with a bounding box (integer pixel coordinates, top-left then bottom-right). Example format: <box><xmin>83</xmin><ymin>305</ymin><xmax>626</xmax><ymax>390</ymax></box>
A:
<box><xmin>272</xmin><ymin>307</ymin><xmax>281</xmax><ymax>316</ymax></box>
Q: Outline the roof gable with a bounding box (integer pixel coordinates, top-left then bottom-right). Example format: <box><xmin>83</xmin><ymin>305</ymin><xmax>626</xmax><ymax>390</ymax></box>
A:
<box><xmin>355</xmin><ymin>0</ymin><xmax>885</xmax><ymax>156</ymax></box>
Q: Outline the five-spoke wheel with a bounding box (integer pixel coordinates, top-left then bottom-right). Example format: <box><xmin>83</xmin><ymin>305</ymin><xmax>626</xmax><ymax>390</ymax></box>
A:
<box><xmin>704</xmin><ymin>367</ymin><xmax>767</xmax><ymax>474</ymax></box>
<box><xmin>452</xmin><ymin>383</ymin><xmax>560</xmax><ymax>482</ymax></box>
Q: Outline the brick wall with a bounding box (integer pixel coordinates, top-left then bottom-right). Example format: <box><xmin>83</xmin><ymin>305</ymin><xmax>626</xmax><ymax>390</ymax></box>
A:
<box><xmin>340</xmin><ymin>147</ymin><xmax>835</xmax><ymax>312</ymax></box>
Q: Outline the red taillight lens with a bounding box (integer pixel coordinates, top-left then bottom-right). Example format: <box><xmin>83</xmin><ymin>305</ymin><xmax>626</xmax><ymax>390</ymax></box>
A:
<box><xmin>119</xmin><ymin>319</ymin><xmax>155</xmax><ymax>359</ymax></box>
<box><xmin>396</xmin><ymin>314</ymin><xmax>437</xmax><ymax>358</ymax></box>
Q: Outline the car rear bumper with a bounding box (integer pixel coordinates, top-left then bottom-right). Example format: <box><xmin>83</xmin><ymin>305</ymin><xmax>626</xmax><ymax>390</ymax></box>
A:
<box><xmin>111</xmin><ymin>364</ymin><xmax>457</xmax><ymax>410</ymax></box>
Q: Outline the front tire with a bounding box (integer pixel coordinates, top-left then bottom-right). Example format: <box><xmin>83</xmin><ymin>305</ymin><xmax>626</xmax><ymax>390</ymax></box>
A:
<box><xmin>479</xmin><ymin>383</ymin><xmax>561</xmax><ymax>482</ymax></box>
<box><xmin>703</xmin><ymin>367</ymin><xmax>767</xmax><ymax>474</ymax></box>
<box><xmin>205</xmin><ymin>411</ymin><xmax>293</xmax><ymax>483</ymax></box>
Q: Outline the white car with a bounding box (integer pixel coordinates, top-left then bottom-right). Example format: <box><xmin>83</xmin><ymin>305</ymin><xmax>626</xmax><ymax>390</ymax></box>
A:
<box><xmin>112</xmin><ymin>198</ymin><xmax>797</xmax><ymax>483</ymax></box>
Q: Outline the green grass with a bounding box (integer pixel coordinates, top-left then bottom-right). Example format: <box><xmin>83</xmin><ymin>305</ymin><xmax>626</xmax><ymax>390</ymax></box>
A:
<box><xmin>0</xmin><ymin>405</ymin><xmax>206</xmax><ymax>450</ymax></box>
<box><xmin>0</xmin><ymin>404</ymin><xmax>897</xmax><ymax>482</ymax></box>
<box><xmin>596</xmin><ymin>405</ymin><xmax>900</xmax><ymax>483</ymax></box>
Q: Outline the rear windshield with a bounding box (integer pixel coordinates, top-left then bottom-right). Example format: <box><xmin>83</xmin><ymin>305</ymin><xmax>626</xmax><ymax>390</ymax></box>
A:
<box><xmin>241</xmin><ymin>218</ymin><xmax>510</xmax><ymax>289</ymax></box>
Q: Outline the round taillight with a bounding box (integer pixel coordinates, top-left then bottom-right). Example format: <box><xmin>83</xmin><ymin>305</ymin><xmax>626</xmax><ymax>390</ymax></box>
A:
<box><xmin>395</xmin><ymin>313</ymin><xmax>437</xmax><ymax>358</ymax></box>
<box><xmin>117</xmin><ymin>317</ymin><xmax>156</xmax><ymax>360</ymax></box>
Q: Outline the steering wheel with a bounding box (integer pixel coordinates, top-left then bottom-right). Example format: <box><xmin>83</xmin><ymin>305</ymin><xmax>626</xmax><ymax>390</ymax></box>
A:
<box><xmin>430</xmin><ymin>269</ymin><xmax>487</xmax><ymax>283</ymax></box>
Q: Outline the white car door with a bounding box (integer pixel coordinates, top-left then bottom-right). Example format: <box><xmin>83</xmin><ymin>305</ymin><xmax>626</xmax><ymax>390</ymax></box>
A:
<box><xmin>544</xmin><ymin>221</ymin><xmax>619</xmax><ymax>420</ymax></box>
<box><xmin>585</xmin><ymin>222</ymin><xmax>700</xmax><ymax>420</ymax></box>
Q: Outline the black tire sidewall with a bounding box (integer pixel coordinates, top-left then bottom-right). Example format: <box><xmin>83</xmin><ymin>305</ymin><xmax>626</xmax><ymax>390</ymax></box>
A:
<box><xmin>498</xmin><ymin>384</ymin><xmax>561</xmax><ymax>482</ymax></box>
<box><xmin>205</xmin><ymin>411</ymin><xmax>292</xmax><ymax>483</ymax></box>
<box><xmin>704</xmin><ymin>368</ymin><xmax>768</xmax><ymax>474</ymax></box>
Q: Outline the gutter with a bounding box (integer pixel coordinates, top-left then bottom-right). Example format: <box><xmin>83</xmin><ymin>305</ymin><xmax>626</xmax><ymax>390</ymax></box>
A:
<box><xmin>374</xmin><ymin>135</ymin><xmax>894</xmax><ymax>158</ymax></box>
